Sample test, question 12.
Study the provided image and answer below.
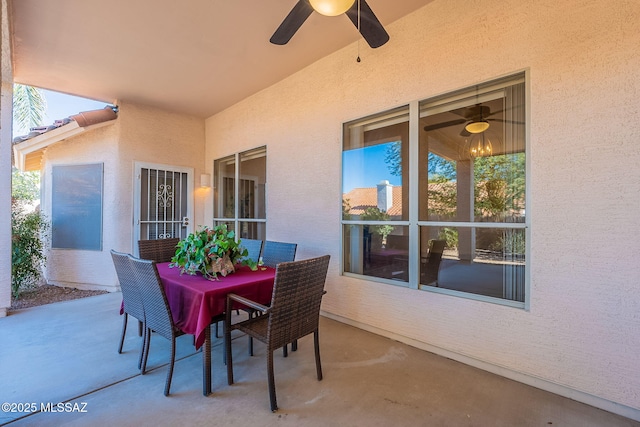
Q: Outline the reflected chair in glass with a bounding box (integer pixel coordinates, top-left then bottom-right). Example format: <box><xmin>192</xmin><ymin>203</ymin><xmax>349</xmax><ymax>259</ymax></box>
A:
<box><xmin>225</xmin><ymin>255</ymin><xmax>330</xmax><ymax>412</ymax></box>
<box><xmin>110</xmin><ymin>250</ymin><xmax>145</xmax><ymax>369</ymax></box>
<box><xmin>421</xmin><ymin>239</ymin><xmax>446</xmax><ymax>286</ymax></box>
<box><xmin>129</xmin><ymin>255</ymin><xmax>191</xmax><ymax>396</ymax></box>
<box><xmin>138</xmin><ymin>238</ymin><xmax>180</xmax><ymax>263</ymax></box>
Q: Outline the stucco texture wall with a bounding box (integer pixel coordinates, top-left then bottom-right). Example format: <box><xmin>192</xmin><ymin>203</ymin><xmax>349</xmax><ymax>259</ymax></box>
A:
<box><xmin>204</xmin><ymin>0</ymin><xmax>640</xmax><ymax>415</ymax></box>
<box><xmin>116</xmin><ymin>101</ymin><xmax>207</xmax><ymax>231</ymax></box>
<box><xmin>43</xmin><ymin>124</ymin><xmax>120</xmax><ymax>290</ymax></box>
<box><xmin>43</xmin><ymin>101</ymin><xmax>205</xmax><ymax>290</ymax></box>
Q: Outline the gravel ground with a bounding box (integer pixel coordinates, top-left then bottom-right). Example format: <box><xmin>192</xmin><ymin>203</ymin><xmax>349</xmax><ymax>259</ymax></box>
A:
<box><xmin>10</xmin><ymin>285</ymin><xmax>108</xmax><ymax>310</ymax></box>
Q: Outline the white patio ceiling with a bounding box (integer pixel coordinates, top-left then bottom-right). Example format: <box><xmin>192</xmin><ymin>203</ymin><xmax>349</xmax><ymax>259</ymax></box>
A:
<box><xmin>10</xmin><ymin>0</ymin><xmax>433</xmax><ymax>118</ymax></box>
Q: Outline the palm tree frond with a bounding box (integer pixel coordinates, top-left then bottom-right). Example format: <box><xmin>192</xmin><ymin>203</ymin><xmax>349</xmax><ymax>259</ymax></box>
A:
<box><xmin>13</xmin><ymin>84</ymin><xmax>47</xmax><ymax>132</ymax></box>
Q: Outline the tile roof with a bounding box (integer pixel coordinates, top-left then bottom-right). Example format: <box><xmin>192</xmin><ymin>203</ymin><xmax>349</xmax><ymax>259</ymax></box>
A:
<box><xmin>12</xmin><ymin>106</ymin><xmax>118</xmax><ymax>171</ymax></box>
<box><xmin>12</xmin><ymin>106</ymin><xmax>118</xmax><ymax>144</ymax></box>
<box><xmin>343</xmin><ymin>186</ymin><xmax>404</xmax><ymax>217</ymax></box>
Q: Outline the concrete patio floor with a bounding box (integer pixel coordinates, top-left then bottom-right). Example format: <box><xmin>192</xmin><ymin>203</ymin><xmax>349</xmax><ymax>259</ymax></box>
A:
<box><xmin>1</xmin><ymin>292</ymin><xmax>638</xmax><ymax>427</ymax></box>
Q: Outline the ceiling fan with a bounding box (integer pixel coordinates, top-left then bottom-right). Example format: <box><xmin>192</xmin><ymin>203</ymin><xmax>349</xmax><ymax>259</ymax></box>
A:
<box><xmin>423</xmin><ymin>104</ymin><xmax>519</xmax><ymax>137</ymax></box>
<box><xmin>270</xmin><ymin>0</ymin><xmax>390</xmax><ymax>48</ymax></box>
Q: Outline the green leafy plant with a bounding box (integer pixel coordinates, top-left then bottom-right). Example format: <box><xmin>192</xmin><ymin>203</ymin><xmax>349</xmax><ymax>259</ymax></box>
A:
<box><xmin>11</xmin><ymin>202</ymin><xmax>49</xmax><ymax>298</ymax></box>
<box><xmin>170</xmin><ymin>224</ymin><xmax>256</xmax><ymax>280</ymax></box>
<box><xmin>12</xmin><ymin>167</ymin><xmax>41</xmax><ymax>202</ymax></box>
<box><xmin>439</xmin><ymin>227</ymin><xmax>457</xmax><ymax>250</ymax></box>
<box><xmin>361</xmin><ymin>207</ymin><xmax>394</xmax><ymax>243</ymax></box>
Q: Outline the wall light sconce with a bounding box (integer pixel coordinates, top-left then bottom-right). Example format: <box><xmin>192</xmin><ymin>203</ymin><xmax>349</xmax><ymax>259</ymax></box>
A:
<box><xmin>200</xmin><ymin>173</ymin><xmax>211</xmax><ymax>188</ymax></box>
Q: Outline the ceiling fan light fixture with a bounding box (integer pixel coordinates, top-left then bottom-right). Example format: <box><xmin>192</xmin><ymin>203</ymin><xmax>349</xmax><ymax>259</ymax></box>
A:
<box><xmin>309</xmin><ymin>0</ymin><xmax>355</xmax><ymax>16</ymax></box>
<box><xmin>465</xmin><ymin>120</ymin><xmax>490</xmax><ymax>134</ymax></box>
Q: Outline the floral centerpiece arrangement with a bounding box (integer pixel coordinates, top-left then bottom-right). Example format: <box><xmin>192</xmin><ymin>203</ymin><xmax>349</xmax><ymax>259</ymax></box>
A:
<box><xmin>170</xmin><ymin>224</ymin><xmax>256</xmax><ymax>280</ymax></box>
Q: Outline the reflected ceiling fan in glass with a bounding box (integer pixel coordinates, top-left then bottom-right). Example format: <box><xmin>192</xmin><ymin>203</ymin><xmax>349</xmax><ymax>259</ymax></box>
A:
<box><xmin>464</xmin><ymin>107</ymin><xmax>493</xmax><ymax>158</ymax></box>
<box><xmin>424</xmin><ymin>104</ymin><xmax>509</xmax><ymax>137</ymax></box>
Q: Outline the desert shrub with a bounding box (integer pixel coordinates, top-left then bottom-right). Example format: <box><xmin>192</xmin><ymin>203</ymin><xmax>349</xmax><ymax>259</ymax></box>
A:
<box><xmin>11</xmin><ymin>201</ymin><xmax>49</xmax><ymax>298</ymax></box>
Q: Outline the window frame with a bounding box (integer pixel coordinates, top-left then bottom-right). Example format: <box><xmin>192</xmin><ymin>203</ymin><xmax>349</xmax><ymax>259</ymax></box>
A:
<box><xmin>341</xmin><ymin>72</ymin><xmax>530</xmax><ymax>309</ymax></box>
<box><xmin>212</xmin><ymin>146</ymin><xmax>267</xmax><ymax>241</ymax></box>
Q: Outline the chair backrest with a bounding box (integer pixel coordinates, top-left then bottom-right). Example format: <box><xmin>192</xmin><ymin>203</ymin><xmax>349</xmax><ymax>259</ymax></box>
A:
<box><xmin>386</xmin><ymin>234</ymin><xmax>408</xmax><ymax>251</ymax></box>
<box><xmin>427</xmin><ymin>239</ymin><xmax>445</xmax><ymax>261</ymax></box>
<box><xmin>423</xmin><ymin>239</ymin><xmax>446</xmax><ymax>284</ymax></box>
<box><xmin>128</xmin><ymin>255</ymin><xmax>175</xmax><ymax>341</ymax></box>
<box><xmin>110</xmin><ymin>250</ymin><xmax>145</xmax><ymax>321</ymax></box>
<box><xmin>267</xmin><ymin>255</ymin><xmax>330</xmax><ymax>350</ymax></box>
<box><xmin>138</xmin><ymin>238</ymin><xmax>180</xmax><ymax>263</ymax></box>
<box><xmin>239</xmin><ymin>238</ymin><xmax>263</xmax><ymax>263</ymax></box>
<box><xmin>261</xmin><ymin>240</ymin><xmax>297</xmax><ymax>268</ymax></box>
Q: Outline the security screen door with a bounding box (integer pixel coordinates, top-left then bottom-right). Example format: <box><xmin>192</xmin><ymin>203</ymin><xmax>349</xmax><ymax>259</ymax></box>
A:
<box><xmin>134</xmin><ymin>162</ymin><xmax>193</xmax><ymax>253</ymax></box>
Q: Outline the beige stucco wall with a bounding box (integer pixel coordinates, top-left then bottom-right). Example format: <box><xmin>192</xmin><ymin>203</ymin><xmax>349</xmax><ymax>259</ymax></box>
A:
<box><xmin>43</xmin><ymin>101</ymin><xmax>205</xmax><ymax>290</ymax></box>
<box><xmin>42</xmin><ymin>123</ymin><xmax>120</xmax><ymax>290</ymax></box>
<box><xmin>0</xmin><ymin>0</ymin><xmax>12</xmax><ymax>316</ymax></box>
<box><xmin>115</xmin><ymin>101</ymin><xmax>208</xmax><ymax>235</ymax></box>
<box><xmin>204</xmin><ymin>0</ymin><xmax>640</xmax><ymax>418</ymax></box>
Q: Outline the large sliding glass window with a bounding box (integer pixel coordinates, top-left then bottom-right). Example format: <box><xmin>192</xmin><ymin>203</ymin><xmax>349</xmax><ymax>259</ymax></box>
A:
<box><xmin>342</xmin><ymin>73</ymin><xmax>527</xmax><ymax>306</ymax></box>
<box><xmin>213</xmin><ymin>146</ymin><xmax>266</xmax><ymax>240</ymax></box>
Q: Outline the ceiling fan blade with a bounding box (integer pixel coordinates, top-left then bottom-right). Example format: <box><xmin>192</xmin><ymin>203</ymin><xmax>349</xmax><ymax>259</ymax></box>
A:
<box><xmin>345</xmin><ymin>0</ymin><xmax>390</xmax><ymax>48</ymax></box>
<box><xmin>487</xmin><ymin>118</ymin><xmax>526</xmax><ymax>125</ymax></box>
<box><xmin>450</xmin><ymin>107</ymin><xmax>472</xmax><ymax>118</ymax></box>
<box><xmin>424</xmin><ymin>118</ymin><xmax>467</xmax><ymax>132</ymax></box>
<box><xmin>270</xmin><ymin>0</ymin><xmax>314</xmax><ymax>45</ymax></box>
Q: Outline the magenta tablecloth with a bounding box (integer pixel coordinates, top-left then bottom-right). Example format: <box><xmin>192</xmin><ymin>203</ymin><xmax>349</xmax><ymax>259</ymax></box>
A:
<box><xmin>156</xmin><ymin>263</ymin><xmax>276</xmax><ymax>349</ymax></box>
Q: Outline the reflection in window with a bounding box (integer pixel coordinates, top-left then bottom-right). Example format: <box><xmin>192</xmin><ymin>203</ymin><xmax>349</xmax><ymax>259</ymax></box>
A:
<box><xmin>419</xmin><ymin>226</ymin><xmax>525</xmax><ymax>302</ymax></box>
<box><xmin>213</xmin><ymin>147</ymin><xmax>267</xmax><ymax>240</ymax></box>
<box><xmin>213</xmin><ymin>156</ymin><xmax>235</xmax><ymax>219</ymax></box>
<box><xmin>343</xmin><ymin>225</ymin><xmax>409</xmax><ymax>282</ymax></box>
<box><xmin>341</xmin><ymin>73</ymin><xmax>527</xmax><ymax>305</ymax></box>
<box><xmin>342</xmin><ymin>106</ymin><xmax>410</xmax><ymax>281</ymax></box>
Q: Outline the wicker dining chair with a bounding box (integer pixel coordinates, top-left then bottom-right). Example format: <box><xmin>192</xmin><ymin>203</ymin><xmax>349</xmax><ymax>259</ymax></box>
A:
<box><xmin>128</xmin><ymin>255</ymin><xmax>188</xmax><ymax>396</ymax></box>
<box><xmin>245</xmin><ymin>240</ymin><xmax>297</xmax><ymax>355</ymax></box>
<box><xmin>212</xmin><ymin>239</ymin><xmax>264</xmax><ymax>339</ymax></box>
<box><xmin>110</xmin><ymin>250</ymin><xmax>146</xmax><ymax>369</ymax></box>
<box><xmin>239</xmin><ymin>238</ymin><xmax>263</xmax><ymax>263</ymax></box>
<box><xmin>420</xmin><ymin>239</ymin><xmax>446</xmax><ymax>286</ymax></box>
<box><xmin>260</xmin><ymin>240</ymin><xmax>297</xmax><ymax>268</ymax></box>
<box><xmin>138</xmin><ymin>238</ymin><xmax>180</xmax><ymax>263</ymax></box>
<box><xmin>225</xmin><ymin>254</ymin><xmax>330</xmax><ymax>412</ymax></box>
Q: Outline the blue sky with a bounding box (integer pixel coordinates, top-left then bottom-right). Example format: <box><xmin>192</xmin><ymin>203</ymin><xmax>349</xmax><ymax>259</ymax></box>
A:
<box><xmin>342</xmin><ymin>142</ymin><xmax>401</xmax><ymax>192</ymax></box>
<box><xmin>13</xmin><ymin>89</ymin><xmax>109</xmax><ymax>137</ymax></box>
<box><xmin>42</xmin><ymin>90</ymin><xmax>109</xmax><ymax>124</ymax></box>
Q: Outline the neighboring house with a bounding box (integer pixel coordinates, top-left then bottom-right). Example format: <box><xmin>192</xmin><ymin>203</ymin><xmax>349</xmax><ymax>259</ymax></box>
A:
<box><xmin>343</xmin><ymin>181</ymin><xmax>403</xmax><ymax>218</ymax></box>
<box><xmin>2</xmin><ymin>0</ymin><xmax>639</xmax><ymax>422</ymax></box>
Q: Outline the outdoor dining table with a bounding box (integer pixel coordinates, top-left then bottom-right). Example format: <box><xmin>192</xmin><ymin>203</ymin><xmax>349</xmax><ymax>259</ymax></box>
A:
<box><xmin>156</xmin><ymin>262</ymin><xmax>276</xmax><ymax>395</ymax></box>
